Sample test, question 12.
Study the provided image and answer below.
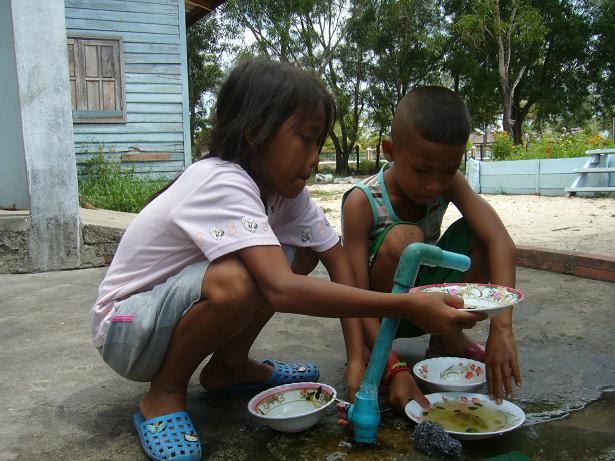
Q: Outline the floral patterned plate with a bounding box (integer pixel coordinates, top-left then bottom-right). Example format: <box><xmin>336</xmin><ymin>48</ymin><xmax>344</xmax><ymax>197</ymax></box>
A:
<box><xmin>248</xmin><ymin>382</ymin><xmax>336</xmax><ymax>433</ymax></box>
<box><xmin>409</xmin><ymin>283</ymin><xmax>524</xmax><ymax>318</ymax></box>
<box><xmin>413</xmin><ymin>357</ymin><xmax>486</xmax><ymax>392</ymax></box>
<box><xmin>405</xmin><ymin>392</ymin><xmax>525</xmax><ymax>440</ymax></box>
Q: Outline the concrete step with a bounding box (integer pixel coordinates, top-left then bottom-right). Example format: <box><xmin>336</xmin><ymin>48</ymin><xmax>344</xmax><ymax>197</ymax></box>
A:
<box><xmin>573</xmin><ymin>167</ymin><xmax>615</xmax><ymax>173</ymax></box>
<box><xmin>565</xmin><ymin>186</ymin><xmax>615</xmax><ymax>193</ymax></box>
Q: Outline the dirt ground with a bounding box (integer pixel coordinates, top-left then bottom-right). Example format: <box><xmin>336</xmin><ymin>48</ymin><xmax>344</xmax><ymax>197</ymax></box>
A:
<box><xmin>309</xmin><ymin>183</ymin><xmax>615</xmax><ymax>256</ymax></box>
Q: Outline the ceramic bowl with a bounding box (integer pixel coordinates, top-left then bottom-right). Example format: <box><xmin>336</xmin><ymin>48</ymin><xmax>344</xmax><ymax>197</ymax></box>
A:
<box><xmin>247</xmin><ymin>382</ymin><xmax>337</xmax><ymax>433</ymax></box>
<box><xmin>413</xmin><ymin>357</ymin><xmax>486</xmax><ymax>393</ymax></box>
<box><xmin>406</xmin><ymin>392</ymin><xmax>525</xmax><ymax>440</ymax></box>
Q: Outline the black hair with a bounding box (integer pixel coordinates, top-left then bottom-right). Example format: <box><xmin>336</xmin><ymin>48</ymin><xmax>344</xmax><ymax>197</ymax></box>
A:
<box><xmin>392</xmin><ymin>86</ymin><xmax>471</xmax><ymax>146</ymax></box>
<box><xmin>209</xmin><ymin>57</ymin><xmax>336</xmax><ymax>172</ymax></box>
<box><xmin>146</xmin><ymin>58</ymin><xmax>335</xmax><ymax>205</ymax></box>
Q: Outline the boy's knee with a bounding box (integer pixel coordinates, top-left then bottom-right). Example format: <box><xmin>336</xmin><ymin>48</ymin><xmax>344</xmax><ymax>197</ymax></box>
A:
<box><xmin>203</xmin><ymin>255</ymin><xmax>263</xmax><ymax>315</ymax></box>
<box><xmin>379</xmin><ymin>224</ymin><xmax>424</xmax><ymax>260</ymax></box>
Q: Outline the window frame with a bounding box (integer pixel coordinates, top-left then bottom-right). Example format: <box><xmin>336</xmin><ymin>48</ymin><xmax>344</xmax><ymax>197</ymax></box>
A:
<box><xmin>67</xmin><ymin>34</ymin><xmax>127</xmax><ymax>124</ymax></box>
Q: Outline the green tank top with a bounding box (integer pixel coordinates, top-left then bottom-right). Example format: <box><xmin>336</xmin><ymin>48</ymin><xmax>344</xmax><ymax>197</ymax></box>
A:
<box><xmin>342</xmin><ymin>163</ymin><xmax>449</xmax><ymax>249</ymax></box>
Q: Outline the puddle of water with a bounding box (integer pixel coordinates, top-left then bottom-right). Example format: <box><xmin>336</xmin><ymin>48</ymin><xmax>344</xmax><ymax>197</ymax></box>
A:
<box><xmin>260</xmin><ymin>392</ymin><xmax>615</xmax><ymax>461</ymax></box>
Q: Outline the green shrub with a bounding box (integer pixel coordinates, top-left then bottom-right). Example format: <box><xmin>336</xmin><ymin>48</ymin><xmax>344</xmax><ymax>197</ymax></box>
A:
<box><xmin>357</xmin><ymin>160</ymin><xmax>376</xmax><ymax>175</ymax></box>
<box><xmin>492</xmin><ymin>132</ymin><xmax>521</xmax><ymax>160</ymax></box>
<box><xmin>78</xmin><ymin>148</ymin><xmax>169</xmax><ymax>213</ymax></box>
<box><xmin>500</xmin><ymin>131</ymin><xmax>614</xmax><ymax>161</ymax></box>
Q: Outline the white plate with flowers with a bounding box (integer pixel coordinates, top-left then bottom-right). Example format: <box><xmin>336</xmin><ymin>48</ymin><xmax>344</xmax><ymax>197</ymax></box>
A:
<box><xmin>409</xmin><ymin>283</ymin><xmax>524</xmax><ymax>318</ymax></box>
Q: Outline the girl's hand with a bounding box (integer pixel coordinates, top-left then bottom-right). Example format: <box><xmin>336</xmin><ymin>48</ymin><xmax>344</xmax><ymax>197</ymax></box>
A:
<box><xmin>485</xmin><ymin>327</ymin><xmax>521</xmax><ymax>403</ymax></box>
<box><xmin>345</xmin><ymin>358</ymin><xmax>366</xmax><ymax>403</ymax></box>
<box><xmin>388</xmin><ymin>372</ymin><xmax>430</xmax><ymax>414</ymax></box>
<box><xmin>407</xmin><ymin>292</ymin><xmax>486</xmax><ymax>334</ymax></box>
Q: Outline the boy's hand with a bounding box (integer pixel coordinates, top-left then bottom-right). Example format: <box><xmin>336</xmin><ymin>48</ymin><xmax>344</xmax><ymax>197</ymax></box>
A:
<box><xmin>407</xmin><ymin>292</ymin><xmax>486</xmax><ymax>334</ymax></box>
<box><xmin>485</xmin><ymin>327</ymin><xmax>521</xmax><ymax>404</ymax></box>
<box><xmin>388</xmin><ymin>371</ymin><xmax>430</xmax><ymax>414</ymax></box>
<box><xmin>345</xmin><ymin>358</ymin><xmax>365</xmax><ymax>403</ymax></box>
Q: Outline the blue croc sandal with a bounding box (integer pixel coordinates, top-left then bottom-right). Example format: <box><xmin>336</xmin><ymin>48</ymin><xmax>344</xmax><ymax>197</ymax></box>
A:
<box><xmin>133</xmin><ymin>410</ymin><xmax>202</xmax><ymax>461</ymax></box>
<box><xmin>224</xmin><ymin>359</ymin><xmax>320</xmax><ymax>392</ymax></box>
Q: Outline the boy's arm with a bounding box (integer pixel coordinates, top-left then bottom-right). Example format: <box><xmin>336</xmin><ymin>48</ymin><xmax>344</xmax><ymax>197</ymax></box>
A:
<box><xmin>446</xmin><ymin>172</ymin><xmax>521</xmax><ymax>402</ymax></box>
<box><xmin>343</xmin><ymin>188</ymin><xmax>430</xmax><ymax>411</ymax></box>
<box><xmin>445</xmin><ymin>171</ymin><xmax>515</xmax><ymax>288</ymax></box>
<box><xmin>341</xmin><ymin>189</ymin><xmax>383</xmax><ymax>349</ymax></box>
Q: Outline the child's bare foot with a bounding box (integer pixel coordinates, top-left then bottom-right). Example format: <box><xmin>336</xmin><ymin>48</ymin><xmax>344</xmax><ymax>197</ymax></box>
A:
<box><xmin>139</xmin><ymin>390</ymin><xmax>186</xmax><ymax>420</ymax></box>
<box><xmin>198</xmin><ymin>356</ymin><xmax>273</xmax><ymax>391</ymax></box>
<box><xmin>428</xmin><ymin>331</ymin><xmax>485</xmax><ymax>360</ymax></box>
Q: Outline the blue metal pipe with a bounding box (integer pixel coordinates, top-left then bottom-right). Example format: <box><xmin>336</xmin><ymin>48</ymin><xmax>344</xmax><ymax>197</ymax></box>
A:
<box><xmin>348</xmin><ymin>243</ymin><xmax>471</xmax><ymax>444</ymax></box>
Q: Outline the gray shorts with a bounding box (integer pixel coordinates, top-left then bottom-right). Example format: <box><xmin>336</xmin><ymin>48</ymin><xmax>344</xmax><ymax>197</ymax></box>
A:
<box><xmin>98</xmin><ymin>247</ymin><xmax>296</xmax><ymax>382</ymax></box>
<box><xmin>98</xmin><ymin>261</ymin><xmax>209</xmax><ymax>382</ymax></box>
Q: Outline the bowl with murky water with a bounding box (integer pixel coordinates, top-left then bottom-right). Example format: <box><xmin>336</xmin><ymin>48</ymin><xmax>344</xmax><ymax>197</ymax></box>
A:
<box><xmin>405</xmin><ymin>392</ymin><xmax>525</xmax><ymax>440</ymax></box>
<box><xmin>248</xmin><ymin>382</ymin><xmax>336</xmax><ymax>433</ymax></box>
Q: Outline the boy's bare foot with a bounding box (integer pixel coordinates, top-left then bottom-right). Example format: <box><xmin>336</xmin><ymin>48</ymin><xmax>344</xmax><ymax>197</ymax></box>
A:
<box><xmin>428</xmin><ymin>331</ymin><xmax>485</xmax><ymax>360</ymax></box>
<box><xmin>198</xmin><ymin>356</ymin><xmax>273</xmax><ymax>391</ymax></box>
<box><xmin>139</xmin><ymin>390</ymin><xmax>186</xmax><ymax>420</ymax></box>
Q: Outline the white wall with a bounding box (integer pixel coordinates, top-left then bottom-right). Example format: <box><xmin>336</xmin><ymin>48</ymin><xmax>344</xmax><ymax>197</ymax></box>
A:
<box><xmin>468</xmin><ymin>157</ymin><xmax>614</xmax><ymax>196</ymax></box>
<box><xmin>0</xmin><ymin>2</ymin><xmax>29</xmax><ymax>210</ymax></box>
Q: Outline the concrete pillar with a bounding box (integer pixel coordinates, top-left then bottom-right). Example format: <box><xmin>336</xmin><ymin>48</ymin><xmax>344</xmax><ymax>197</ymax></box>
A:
<box><xmin>465</xmin><ymin>158</ymin><xmax>481</xmax><ymax>193</ymax></box>
<box><xmin>9</xmin><ymin>0</ymin><xmax>80</xmax><ymax>271</ymax></box>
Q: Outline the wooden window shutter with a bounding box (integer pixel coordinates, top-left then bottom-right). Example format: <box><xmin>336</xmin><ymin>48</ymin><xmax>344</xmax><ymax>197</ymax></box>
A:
<box><xmin>69</xmin><ymin>36</ymin><xmax>126</xmax><ymax>123</ymax></box>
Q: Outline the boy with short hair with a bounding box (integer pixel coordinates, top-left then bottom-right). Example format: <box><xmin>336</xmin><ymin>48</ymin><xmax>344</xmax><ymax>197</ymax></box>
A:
<box><xmin>342</xmin><ymin>86</ymin><xmax>520</xmax><ymax>412</ymax></box>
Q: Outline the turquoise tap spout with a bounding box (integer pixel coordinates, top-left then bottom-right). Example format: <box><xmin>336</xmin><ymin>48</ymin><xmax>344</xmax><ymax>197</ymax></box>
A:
<box><xmin>347</xmin><ymin>243</ymin><xmax>471</xmax><ymax>444</ymax></box>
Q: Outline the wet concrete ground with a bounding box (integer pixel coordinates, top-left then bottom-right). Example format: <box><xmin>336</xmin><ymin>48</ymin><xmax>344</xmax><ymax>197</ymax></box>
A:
<box><xmin>1</xmin><ymin>265</ymin><xmax>614</xmax><ymax>460</ymax></box>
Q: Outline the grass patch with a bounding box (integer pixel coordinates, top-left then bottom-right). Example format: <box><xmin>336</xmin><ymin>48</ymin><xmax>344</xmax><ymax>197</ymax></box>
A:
<box><xmin>78</xmin><ymin>149</ymin><xmax>169</xmax><ymax>213</ymax></box>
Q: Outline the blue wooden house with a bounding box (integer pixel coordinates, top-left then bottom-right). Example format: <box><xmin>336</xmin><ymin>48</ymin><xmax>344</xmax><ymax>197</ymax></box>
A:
<box><xmin>64</xmin><ymin>0</ymin><xmax>224</xmax><ymax>178</ymax></box>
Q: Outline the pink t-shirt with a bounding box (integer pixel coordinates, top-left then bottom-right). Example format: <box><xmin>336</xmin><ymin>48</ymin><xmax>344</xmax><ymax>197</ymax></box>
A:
<box><xmin>90</xmin><ymin>157</ymin><xmax>338</xmax><ymax>346</ymax></box>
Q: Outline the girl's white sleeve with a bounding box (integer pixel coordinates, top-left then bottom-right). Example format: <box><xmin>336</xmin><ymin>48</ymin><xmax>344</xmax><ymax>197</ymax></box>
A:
<box><xmin>170</xmin><ymin>168</ymin><xmax>280</xmax><ymax>261</ymax></box>
<box><xmin>272</xmin><ymin>187</ymin><xmax>339</xmax><ymax>253</ymax></box>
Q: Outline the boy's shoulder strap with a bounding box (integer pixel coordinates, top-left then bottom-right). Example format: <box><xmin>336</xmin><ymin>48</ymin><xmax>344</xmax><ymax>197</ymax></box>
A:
<box><xmin>341</xmin><ymin>176</ymin><xmax>380</xmax><ymax>228</ymax></box>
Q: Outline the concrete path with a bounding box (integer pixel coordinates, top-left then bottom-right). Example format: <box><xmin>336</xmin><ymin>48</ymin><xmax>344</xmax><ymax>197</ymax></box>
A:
<box><xmin>1</xmin><ymin>265</ymin><xmax>614</xmax><ymax>460</ymax></box>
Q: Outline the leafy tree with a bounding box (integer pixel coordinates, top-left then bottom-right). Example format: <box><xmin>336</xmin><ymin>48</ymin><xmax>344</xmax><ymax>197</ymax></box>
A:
<box><xmin>443</xmin><ymin>1</ymin><xmax>501</xmax><ymax>130</ymax></box>
<box><xmin>224</xmin><ymin>0</ymin><xmax>367</xmax><ymax>174</ymax></box>
<box><xmin>512</xmin><ymin>0</ymin><xmax>593</xmax><ymax>137</ymax></box>
<box><xmin>590</xmin><ymin>0</ymin><xmax>615</xmax><ymax>131</ymax></box>
<box><xmin>452</xmin><ymin>0</ymin><xmax>547</xmax><ymax>142</ymax></box>
<box><xmin>187</xmin><ymin>15</ymin><xmax>228</xmax><ymax>157</ymax></box>
<box><xmin>352</xmin><ymin>0</ymin><xmax>448</xmax><ymax>138</ymax></box>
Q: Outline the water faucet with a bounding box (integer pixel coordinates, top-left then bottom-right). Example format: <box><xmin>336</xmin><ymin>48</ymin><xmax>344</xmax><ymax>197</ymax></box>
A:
<box><xmin>347</xmin><ymin>242</ymin><xmax>471</xmax><ymax>444</ymax></box>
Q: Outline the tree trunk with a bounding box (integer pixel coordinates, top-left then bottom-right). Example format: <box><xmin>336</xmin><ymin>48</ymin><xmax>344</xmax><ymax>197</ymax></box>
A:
<box><xmin>376</xmin><ymin>128</ymin><xmax>383</xmax><ymax>169</ymax></box>
<box><xmin>330</xmin><ymin>132</ymin><xmax>349</xmax><ymax>176</ymax></box>
<box><xmin>501</xmin><ymin>85</ymin><xmax>513</xmax><ymax>139</ymax></box>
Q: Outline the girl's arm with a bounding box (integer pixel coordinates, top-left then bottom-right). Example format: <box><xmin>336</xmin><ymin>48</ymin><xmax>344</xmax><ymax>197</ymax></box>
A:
<box><xmin>237</xmin><ymin>244</ymin><xmax>485</xmax><ymax>335</ymax></box>
<box><xmin>446</xmin><ymin>172</ymin><xmax>521</xmax><ymax>402</ymax></box>
<box><xmin>317</xmin><ymin>242</ymin><xmax>365</xmax><ymax>400</ymax></box>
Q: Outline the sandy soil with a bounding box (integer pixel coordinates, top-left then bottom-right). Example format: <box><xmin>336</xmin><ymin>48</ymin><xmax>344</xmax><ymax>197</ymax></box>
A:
<box><xmin>309</xmin><ymin>183</ymin><xmax>615</xmax><ymax>256</ymax></box>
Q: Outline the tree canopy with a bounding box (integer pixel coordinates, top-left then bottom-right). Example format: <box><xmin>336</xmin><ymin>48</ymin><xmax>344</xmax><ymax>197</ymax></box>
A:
<box><xmin>187</xmin><ymin>0</ymin><xmax>614</xmax><ymax>164</ymax></box>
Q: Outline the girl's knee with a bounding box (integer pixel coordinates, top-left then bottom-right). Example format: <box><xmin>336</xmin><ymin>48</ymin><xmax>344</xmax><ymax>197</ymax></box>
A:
<box><xmin>291</xmin><ymin>247</ymin><xmax>319</xmax><ymax>275</ymax></box>
<box><xmin>202</xmin><ymin>255</ymin><xmax>263</xmax><ymax>313</ymax></box>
